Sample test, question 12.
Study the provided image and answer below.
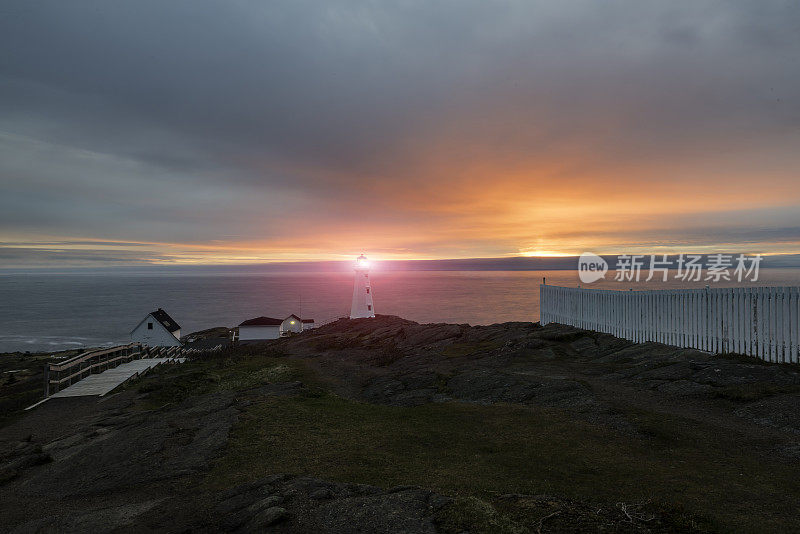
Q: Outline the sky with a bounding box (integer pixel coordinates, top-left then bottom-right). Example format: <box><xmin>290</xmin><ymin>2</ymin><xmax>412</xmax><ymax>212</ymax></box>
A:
<box><xmin>1</xmin><ymin>0</ymin><xmax>799</xmax><ymax>267</ymax></box>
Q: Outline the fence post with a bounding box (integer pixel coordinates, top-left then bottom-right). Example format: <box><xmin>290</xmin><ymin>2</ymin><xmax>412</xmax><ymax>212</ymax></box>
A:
<box><xmin>782</xmin><ymin>287</ymin><xmax>790</xmax><ymax>363</ymax></box>
<box><xmin>747</xmin><ymin>287</ymin><xmax>754</xmax><ymax>357</ymax></box>
<box><xmin>791</xmin><ymin>287</ymin><xmax>799</xmax><ymax>364</ymax></box>
<box><xmin>742</xmin><ymin>287</ymin><xmax>748</xmax><ymax>354</ymax></box>
<box><xmin>759</xmin><ymin>288</ymin><xmax>766</xmax><ymax>360</ymax></box>
<box><xmin>769</xmin><ymin>289</ymin><xmax>776</xmax><ymax>362</ymax></box>
<box><xmin>774</xmin><ymin>287</ymin><xmax>781</xmax><ymax>362</ymax></box>
<box><xmin>699</xmin><ymin>287</ymin><xmax>706</xmax><ymax>351</ymax></box>
<box><xmin>739</xmin><ymin>287</ymin><xmax>747</xmax><ymax>354</ymax></box>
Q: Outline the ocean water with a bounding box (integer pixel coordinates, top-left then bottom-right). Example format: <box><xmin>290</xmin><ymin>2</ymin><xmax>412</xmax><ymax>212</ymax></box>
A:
<box><xmin>1</xmin><ymin>268</ymin><xmax>800</xmax><ymax>353</ymax></box>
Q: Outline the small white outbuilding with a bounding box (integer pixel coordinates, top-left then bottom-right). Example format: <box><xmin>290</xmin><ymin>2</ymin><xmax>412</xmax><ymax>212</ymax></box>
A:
<box><xmin>280</xmin><ymin>314</ymin><xmax>317</xmax><ymax>336</ymax></box>
<box><xmin>130</xmin><ymin>308</ymin><xmax>182</xmax><ymax>347</ymax></box>
<box><xmin>238</xmin><ymin>316</ymin><xmax>283</xmax><ymax>341</ymax></box>
<box><xmin>237</xmin><ymin>314</ymin><xmax>316</xmax><ymax>342</ymax></box>
<box><xmin>281</xmin><ymin>315</ymin><xmax>302</xmax><ymax>336</ymax></box>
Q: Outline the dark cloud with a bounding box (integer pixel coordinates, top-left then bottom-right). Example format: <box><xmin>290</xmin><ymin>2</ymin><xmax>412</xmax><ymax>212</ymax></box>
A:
<box><xmin>0</xmin><ymin>241</ymin><xmax>152</xmax><ymax>247</ymax></box>
<box><xmin>1</xmin><ymin>1</ymin><xmax>799</xmax><ymax>262</ymax></box>
<box><xmin>0</xmin><ymin>246</ymin><xmax>170</xmax><ymax>267</ymax></box>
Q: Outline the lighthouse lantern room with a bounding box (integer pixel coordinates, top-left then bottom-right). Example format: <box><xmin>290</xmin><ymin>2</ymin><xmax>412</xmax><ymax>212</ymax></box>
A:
<box><xmin>350</xmin><ymin>254</ymin><xmax>375</xmax><ymax>319</ymax></box>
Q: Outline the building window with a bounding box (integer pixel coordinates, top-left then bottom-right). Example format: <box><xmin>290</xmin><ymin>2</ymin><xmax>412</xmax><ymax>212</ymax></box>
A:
<box><xmin>147</xmin><ymin>322</ymin><xmax>153</xmax><ymax>330</ymax></box>
<box><xmin>367</xmin><ymin>305</ymin><xmax>372</xmax><ymax>311</ymax></box>
<box><xmin>366</xmin><ymin>288</ymin><xmax>370</xmax><ymax>294</ymax></box>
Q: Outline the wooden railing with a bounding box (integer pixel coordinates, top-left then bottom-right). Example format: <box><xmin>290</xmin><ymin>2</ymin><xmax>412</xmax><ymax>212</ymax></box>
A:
<box><xmin>44</xmin><ymin>343</ymin><xmax>200</xmax><ymax>396</ymax></box>
<box><xmin>141</xmin><ymin>345</ymin><xmax>180</xmax><ymax>358</ymax></box>
<box><xmin>44</xmin><ymin>343</ymin><xmax>143</xmax><ymax>396</ymax></box>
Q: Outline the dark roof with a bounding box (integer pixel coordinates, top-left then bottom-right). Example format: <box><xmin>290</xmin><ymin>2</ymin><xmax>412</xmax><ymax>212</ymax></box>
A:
<box><xmin>301</xmin><ymin>319</ymin><xmax>314</xmax><ymax>323</ymax></box>
<box><xmin>150</xmin><ymin>308</ymin><xmax>181</xmax><ymax>333</ymax></box>
<box><xmin>239</xmin><ymin>316</ymin><xmax>282</xmax><ymax>326</ymax></box>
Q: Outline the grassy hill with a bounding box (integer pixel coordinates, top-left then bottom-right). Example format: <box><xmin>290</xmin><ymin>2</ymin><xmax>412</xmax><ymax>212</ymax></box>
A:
<box><xmin>2</xmin><ymin>316</ymin><xmax>800</xmax><ymax>532</ymax></box>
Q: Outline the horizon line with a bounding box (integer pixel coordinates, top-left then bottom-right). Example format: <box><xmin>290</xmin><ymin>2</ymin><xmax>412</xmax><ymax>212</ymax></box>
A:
<box><xmin>3</xmin><ymin>252</ymin><xmax>800</xmax><ymax>273</ymax></box>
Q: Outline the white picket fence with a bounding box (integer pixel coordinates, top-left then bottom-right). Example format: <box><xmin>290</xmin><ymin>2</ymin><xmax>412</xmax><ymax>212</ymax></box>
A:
<box><xmin>539</xmin><ymin>284</ymin><xmax>800</xmax><ymax>363</ymax></box>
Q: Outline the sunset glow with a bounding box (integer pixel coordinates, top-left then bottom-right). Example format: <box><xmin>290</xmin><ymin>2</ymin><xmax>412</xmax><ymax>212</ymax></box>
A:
<box><xmin>1</xmin><ymin>2</ymin><xmax>799</xmax><ymax>268</ymax></box>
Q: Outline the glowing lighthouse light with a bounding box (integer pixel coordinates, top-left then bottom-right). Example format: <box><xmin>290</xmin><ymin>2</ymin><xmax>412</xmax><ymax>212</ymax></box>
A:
<box><xmin>350</xmin><ymin>254</ymin><xmax>375</xmax><ymax>319</ymax></box>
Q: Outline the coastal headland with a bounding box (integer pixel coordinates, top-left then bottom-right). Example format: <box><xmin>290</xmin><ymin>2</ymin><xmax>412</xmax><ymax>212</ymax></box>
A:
<box><xmin>1</xmin><ymin>316</ymin><xmax>800</xmax><ymax>532</ymax></box>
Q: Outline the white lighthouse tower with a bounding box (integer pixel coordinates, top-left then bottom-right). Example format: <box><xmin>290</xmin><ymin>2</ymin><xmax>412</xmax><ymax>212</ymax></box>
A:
<box><xmin>350</xmin><ymin>254</ymin><xmax>375</xmax><ymax>319</ymax></box>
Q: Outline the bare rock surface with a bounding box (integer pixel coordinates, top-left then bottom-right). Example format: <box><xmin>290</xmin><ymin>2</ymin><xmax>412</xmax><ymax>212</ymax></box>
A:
<box><xmin>210</xmin><ymin>475</ymin><xmax>696</xmax><ymax>534</ymax></box>
<box><xmin>279</xmin><ymin>316</ymin><xmax>800</xmax><ymax>436</ymax></box>
<box><xmin>0</xmin><ymin>390</ymin><xmax>239</xmax><ymax>532</ymax></box>
<box><xmin>215</xmin><ymin>474</ymin><xmax>447</xmax><ymax>533</ymax></box>
<box><xmin>16</xmin><ymin>393</ymin><xmax>237</xmax><ymax>498</ymax></box>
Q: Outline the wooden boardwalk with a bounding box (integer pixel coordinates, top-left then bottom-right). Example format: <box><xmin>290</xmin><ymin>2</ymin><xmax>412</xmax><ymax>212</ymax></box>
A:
<box><xmin>27</xmin><ymin>357</ymin><xmax>186</xmax><ymax>409</ymax></box>
<box><xmin>48</xmin><ymin>358</ymin><xmax>179</xmax><ymax>398</ymax></box>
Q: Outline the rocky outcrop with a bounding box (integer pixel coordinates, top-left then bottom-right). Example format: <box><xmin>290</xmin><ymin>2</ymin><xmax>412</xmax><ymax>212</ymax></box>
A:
<box><xmin>216</xmin><ymin>475</ymin><xmax>450</xmax><ymax>533</ymax></box>
<box><xmin>281</xmin><ymin>316</ymin><xmax>800</xmax><ymax>434</ymax></box>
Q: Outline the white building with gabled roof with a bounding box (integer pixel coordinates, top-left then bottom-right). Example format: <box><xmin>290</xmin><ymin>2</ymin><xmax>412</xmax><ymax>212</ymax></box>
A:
<box><xmin>238</xmin><ymin>316</ymin><xmax>283</xmax><ymax>341</ymax></box>
<box><xmin>130</xmin><ymin>308</ymin><xmax>182</xmax><ymax>347</ymax></box>
<box><xmin>237</xmin><ymin>314</ymin><xmax>315</xmax><ymax>342</ymax></box>
<box><xmin>281</xmin><ymin>314</ymin><xmax>305</xmax><ymax>336</ymax></box>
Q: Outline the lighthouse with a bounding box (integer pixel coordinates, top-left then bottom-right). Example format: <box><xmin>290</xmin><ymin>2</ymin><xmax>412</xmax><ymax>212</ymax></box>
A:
<box><xmin>350</xmin><ymin>254</ymin><xmax>375</xmax><ymax>319</ymax></box>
